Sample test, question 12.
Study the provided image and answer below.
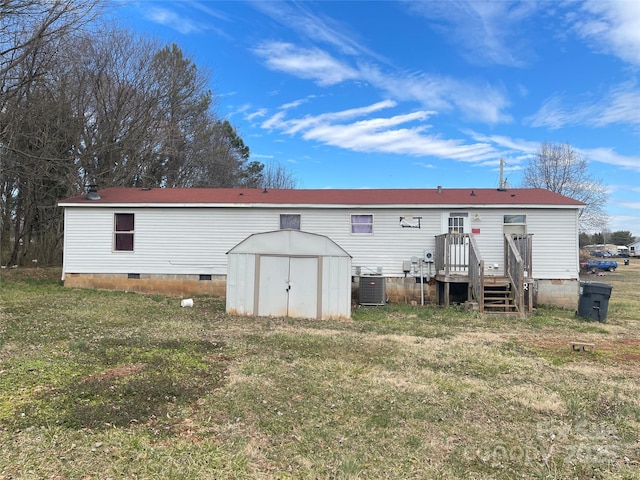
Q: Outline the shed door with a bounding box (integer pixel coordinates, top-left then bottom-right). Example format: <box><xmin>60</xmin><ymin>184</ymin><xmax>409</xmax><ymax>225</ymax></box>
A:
<box><xmin>257</xmin><ymin>256</ymin><xmax>319</xmax><ymax>319</ymax></box>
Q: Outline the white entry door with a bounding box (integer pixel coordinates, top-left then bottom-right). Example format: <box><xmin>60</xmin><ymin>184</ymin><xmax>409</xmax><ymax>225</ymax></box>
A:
<box><xmin>257</xmin><ymin>256</ymin><xmax>319</xmax><ymax>319</ymax></box>
<box><xmin>448</xmin><ymin>213</ymin><xmax>469</xmax><ymax>273</ymax></box>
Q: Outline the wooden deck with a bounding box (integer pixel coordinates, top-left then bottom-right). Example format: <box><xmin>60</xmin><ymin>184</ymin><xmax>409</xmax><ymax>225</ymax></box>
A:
<box><xmin>434</xmin><ymin>233</ymin><xmax>534</xmax><ymax>316</ymax></box>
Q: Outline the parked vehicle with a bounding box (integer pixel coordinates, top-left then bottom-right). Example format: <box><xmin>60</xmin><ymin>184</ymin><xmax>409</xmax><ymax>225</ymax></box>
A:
<box><xmin>582</xmin><ymin>259</ymin><xmax>618</xmax><ymax>273</ymax></box>
<box><xmin>591</xmin><ymin>251</ymin><xmax>615</xmax><ymax>258</ymax></box>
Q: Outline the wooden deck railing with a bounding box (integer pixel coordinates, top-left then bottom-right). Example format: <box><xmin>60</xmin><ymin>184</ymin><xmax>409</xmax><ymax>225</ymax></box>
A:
<box><xmin>435</xmin><ymin>233</ymin><xmax>447</xmax><ymax>275</ymax></box>
<box><xmin>435</xmin><ymin>233</ymin><xmax>471</xmax><ymax>276</ymax></box>
<box><xmin>436</xmin><ymin>232</ymin><xmax>533</xmax><ymax>314</ymax></box>
<box><xmin>504</xmin><ymin>234</ymin><xmax>525</xmax><ymax>316</ymax></box>
<box><xmin>468</xmin><ymin>234</ymin><xmax>484</xmax><ymax>308</ymax></box>
<box><xmin>509</xmin><ymin>234</ymin><xmax>533</xmax><ymax>278</ymax></box>
<box><xmin>435</xmin><ymin>233</ymin><xmax>484</xmax><ymax>306</ymax></box>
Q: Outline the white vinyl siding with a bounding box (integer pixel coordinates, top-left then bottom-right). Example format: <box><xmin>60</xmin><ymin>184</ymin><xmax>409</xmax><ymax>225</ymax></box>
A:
<box><xmin>527</xmin><ymin>209</ymin><xmax>580</xmax><ymax>279</ymax></box>
<box><xmin>62</xmin><ymin>205</ymin><xmax>580</xmax><ymax>280</ymax></box>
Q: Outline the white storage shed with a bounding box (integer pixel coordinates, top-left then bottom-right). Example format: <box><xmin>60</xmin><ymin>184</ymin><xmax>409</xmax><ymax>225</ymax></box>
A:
<box><xmin>226</xmin><ymin>230</ymin><xmax>352</xmax><ymax>320</ymax></box>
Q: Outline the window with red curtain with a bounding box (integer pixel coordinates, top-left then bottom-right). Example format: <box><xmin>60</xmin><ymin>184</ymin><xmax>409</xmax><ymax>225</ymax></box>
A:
<box><xmin>114</xmin><ymin>213</ymin><xmax>134</xmax><ymax>251</ymax></box>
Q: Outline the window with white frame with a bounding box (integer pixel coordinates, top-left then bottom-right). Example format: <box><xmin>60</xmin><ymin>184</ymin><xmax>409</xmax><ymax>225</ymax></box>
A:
<box><xmin>114</xmin><ymin>213</ymin><xmax>134</xmax><ymax>251</ymax></box>
<box><xmin>351</xmin><ymin>214</ymin><xmax>373</xmax><ymax>234</ymax></box>
<box><xmin>503</xmin><ymin>214</ymin><xmax>527</xmax><ymax>235</ymax></box>
<box><xmin>280</xmin><ymin>214</ymin><xmax>301</xmax><ymax>230</ymax></box>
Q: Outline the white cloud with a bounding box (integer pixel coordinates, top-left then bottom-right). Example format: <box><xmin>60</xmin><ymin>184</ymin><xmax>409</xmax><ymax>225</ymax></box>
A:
<box><xmin>263</xmin><ymin>100</ymin><xmax>399</xmax><ymax>135</ymax></box>
<box><xmin>573</xmin><ymin>0</ymin><xmax>640</xmax><ymax>66</ymax></box>
<box><xmin>280</xmin><ymin>95</ymin><xmax>317</xmax><ymax>110</ymax></box>
<box><xmin>527</xmin><ymin>83</ymin><xmax>640</xmax><ymax>129</ymax></box>
<box><xmin>253</xmin><ymin>42</ymin><xmax>359</xmax><ymax>86</ymax></box>
<box><xmin>145</xmin><ymin>6</ymin><xmax>204</xmax><ymax>34</ymax></box>
<box><xmin>249</xmin><ymin>1</ymin><xmax>381</xmax><ymax>60</ymax></box>
<box><xmin>359</xmin><ymin>63</ymin><xmax>512</xmax><ymax>124</ymax></box>
<box><xmin>260</xmin><ymin>101</ymin><xmax>496</xmax><ymax>162</ymax></box>
<box><xmin>468</xmin><ymin>131</ymin><xmax>640</xmax><ymax>173</ymax></box>
<box><xmin>607</xmin><ymin>214</ymin><xmax>640</xmax><ymax>237</ymax></box>
<box><xmin>254</xmin><ymin>42</ymin><xmax>511</xmax><ymax>124</ymax></box>
<box><xmin>595</xmin><ymin>85</ymin><xmax>640</xmax><ymax>127</ymax></box>
<box><xmin>466</xmin><ymin>132</ymin><xmax>539</xmax><ymax>155</ymax></box>
<box><xmin>616</xmin><ymin>202</ymin><xmax>640</xmax><ymax>210</ymax></box>
<box><xmin>576</xmin><ymin>147</ymin><xmax>640</xmax><ymax>172</ymax></box>
<box><xmin>413</xmin><ymin>162</ymin><xmax>436</xmax><ymax>169</ymax></box>
<box><xmin>406</xmin><ymin>0</ymin><xmax>538</xmax><ymax>67</ymax></box>
<box><xmin>246</xmin><ymin>108</ymin><xmax>268</xmax><ymax>121</ymax></box>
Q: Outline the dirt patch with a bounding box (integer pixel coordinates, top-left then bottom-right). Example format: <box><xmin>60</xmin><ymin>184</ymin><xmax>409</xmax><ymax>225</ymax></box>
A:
<box><xmin>82</xmin><ymin>363</ymin><xmax>146</xmax><ymax>382</ymax></box>
<box><xmin>520</xmin><ymin>332</ymin><xmax>640</xmax><ymax>367</ymax></box>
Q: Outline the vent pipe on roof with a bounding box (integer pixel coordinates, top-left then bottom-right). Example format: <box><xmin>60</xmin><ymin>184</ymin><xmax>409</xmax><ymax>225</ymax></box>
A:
<box><xmin>262</xmin><ymin>188</ymin><xmax>268</xmax><ymax>193</ymax></box>
<box><xmin>437</xmin><ymin>185</ymin><xmax>442</xmax><ymax>193</ymax></box>
<box><xmin>86</xmin><ymin>184</ymin><xmax>100</xmax><ymax>201</ymax></box>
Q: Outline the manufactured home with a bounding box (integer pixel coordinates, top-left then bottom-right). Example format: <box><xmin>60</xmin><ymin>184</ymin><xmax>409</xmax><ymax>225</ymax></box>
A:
<box><xmin>59</xmin><ymin>187</ymin><xmax>584</xmax><ymax>317</ymax></box>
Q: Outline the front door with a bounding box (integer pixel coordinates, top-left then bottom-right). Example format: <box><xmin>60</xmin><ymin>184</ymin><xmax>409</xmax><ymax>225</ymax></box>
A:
<box><xmin>448</xmin><ymin>212</ymin><xmax>469</xmax><ymax>273</ymax></box>
<box><xmin>257</xmin><ymin>256</ymin><xmax>319</xmax><ymax>319</ymax></box>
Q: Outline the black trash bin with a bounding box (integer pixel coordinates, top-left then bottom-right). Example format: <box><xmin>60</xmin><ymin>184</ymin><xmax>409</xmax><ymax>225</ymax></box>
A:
<box><xmin>577</xmin><ymin>281</ymin><xmax>613</xmax><ymax>322</ymax></box>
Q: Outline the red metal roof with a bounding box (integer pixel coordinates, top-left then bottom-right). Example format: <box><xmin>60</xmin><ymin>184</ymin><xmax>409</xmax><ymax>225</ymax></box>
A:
<box><xmin>59</xmin><ymin>187</ymin><xmax>584</xmax><ymax>207</ymax></box>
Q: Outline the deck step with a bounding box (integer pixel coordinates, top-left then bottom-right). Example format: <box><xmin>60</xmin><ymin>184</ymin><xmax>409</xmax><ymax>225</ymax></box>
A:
<box><xmin>482</xmin><ymin>280</ymin><xmax>517</xmax><ymax>314</ymax></box>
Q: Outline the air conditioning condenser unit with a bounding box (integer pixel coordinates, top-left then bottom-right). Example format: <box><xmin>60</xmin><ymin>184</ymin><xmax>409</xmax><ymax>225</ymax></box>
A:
<box><xmin>358</xmin><ymin>276</ymin><xmax>386</xmax><ymax>306</ymax></box>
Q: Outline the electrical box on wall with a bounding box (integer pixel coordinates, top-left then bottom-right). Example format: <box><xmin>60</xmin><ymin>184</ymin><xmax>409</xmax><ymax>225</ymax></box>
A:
<box><xmin>423</xmin><ymin>249</ymin><xmax>434</xmax><ymax>263</ymax></box>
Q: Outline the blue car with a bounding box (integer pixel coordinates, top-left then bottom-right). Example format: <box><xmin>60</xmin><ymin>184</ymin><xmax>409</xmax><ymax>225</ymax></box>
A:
<box><xmin>582</xmin><ymin>260</ymin><xmax>618</xmax><ymax>273</ymax></box>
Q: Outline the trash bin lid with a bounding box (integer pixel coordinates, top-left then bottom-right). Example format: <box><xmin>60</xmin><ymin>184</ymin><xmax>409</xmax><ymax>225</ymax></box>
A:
<box><xmin>580</xmin><ymin>281</ymin><xmax>613</xmax><ymax>296</ymax></box>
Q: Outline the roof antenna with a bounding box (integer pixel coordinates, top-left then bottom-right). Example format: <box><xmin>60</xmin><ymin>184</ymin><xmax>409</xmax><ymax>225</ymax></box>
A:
<box><xmin>498</xmin><ymin>157</ymin><xmax>507</xmax><ymax>191</ymax></box>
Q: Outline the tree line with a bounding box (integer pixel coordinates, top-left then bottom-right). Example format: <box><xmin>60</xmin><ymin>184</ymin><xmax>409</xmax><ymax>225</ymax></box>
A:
<box><xmin>1</xmin><ymin>1</ymin><xmax>296</xmax><ymax>266</ymax></box>
<box><xmin>580</xmin><ymin>231</ymin><xmax>635</xmax><ymax>248</ymax></box>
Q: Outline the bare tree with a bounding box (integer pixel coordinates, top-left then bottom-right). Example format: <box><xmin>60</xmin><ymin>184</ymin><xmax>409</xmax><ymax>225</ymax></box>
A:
<box><xmin>260</xmin><ymin>161</ymin><xmax>299</xmax><ymax>189</ymax></box>
<box><xmin>1</xmin><ymin>5</ymin><xmax>270</xmax><ymax>265</ymax></box>
<box><xmin>0</xmin><ymin>0</ymin><xmax>101</xmax><ymax>103</ymax></box>
<box><xmin>68</xmin><ymin>28</ymin><xmax>165</xmax><ymax>188</ymax></box>
<box><xmin>522</xmin><ymin>141</ymin><xmax>608</xmax><ymax>232</ymax></box>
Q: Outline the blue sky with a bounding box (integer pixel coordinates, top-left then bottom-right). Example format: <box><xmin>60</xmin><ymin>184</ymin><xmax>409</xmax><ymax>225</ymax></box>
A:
<box><xmin>116</xmin><ymin>0</ymin><xmax>639</xmax><ymax>236</ymax></box>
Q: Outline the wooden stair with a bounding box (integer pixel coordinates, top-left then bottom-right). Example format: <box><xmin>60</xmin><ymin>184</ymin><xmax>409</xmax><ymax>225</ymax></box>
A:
<box><xmin>483</xmin><ymin>277</ymin><xmax>518</xmax><ymax>314</ymax></box>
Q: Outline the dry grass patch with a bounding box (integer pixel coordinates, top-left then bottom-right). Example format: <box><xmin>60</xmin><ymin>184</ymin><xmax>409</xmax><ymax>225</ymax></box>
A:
<box><xmin>1</xmin><ymin>267</ymin><xmax>640</xmax><ymax>479</ymax></box>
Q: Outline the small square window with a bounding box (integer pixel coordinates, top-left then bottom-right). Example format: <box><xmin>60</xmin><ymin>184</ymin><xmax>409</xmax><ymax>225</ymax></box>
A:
<box><xmin>351</xmin><ymin>214</ymin><xmax>373</xmax><ymax>234</ymax></box>
<box><xmin>280</xmin><ymin>214</ymin><xmax>301</xmax><ymax>230</ymax></box>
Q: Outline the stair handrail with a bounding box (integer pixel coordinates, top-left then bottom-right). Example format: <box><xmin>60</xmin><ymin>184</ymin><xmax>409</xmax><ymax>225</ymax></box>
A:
<box><xmin>435</xmin><ymin>233</ymin><xmax>447</xmax><ymax>276</ymax></box>
<box><xmin>504</xmin><ymin>234</ymin><xmax>525</xmax><ymax>317</ymax></box>
<box><xmin>468</xmin><ymin>234</ymin><xmax>484</xmax><ymax>309</ymax></box>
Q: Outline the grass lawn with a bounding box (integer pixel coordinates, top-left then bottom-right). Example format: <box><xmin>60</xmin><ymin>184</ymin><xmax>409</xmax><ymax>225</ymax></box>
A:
<box><xmin>1</xmin><ymin>263</ymin><xmax>639</xmax><ymax>479</ymax></box>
